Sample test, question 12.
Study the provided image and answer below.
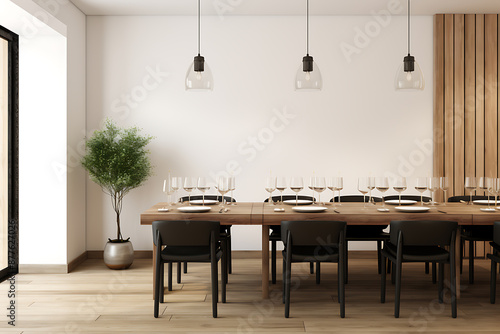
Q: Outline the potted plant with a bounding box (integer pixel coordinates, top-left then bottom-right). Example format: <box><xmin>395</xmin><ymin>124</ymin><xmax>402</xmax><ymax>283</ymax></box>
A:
<box><xmin>82</xmin><ymin>119</ymin><xmax>154</xmax><ymax>269</ymax></box>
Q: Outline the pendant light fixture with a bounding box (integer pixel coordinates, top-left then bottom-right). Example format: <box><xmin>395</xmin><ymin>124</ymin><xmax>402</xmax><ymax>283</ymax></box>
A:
<box><xmin>395</xmin><ymin>0</ymin><xmax>424</xmax><ymax>90</ymax></box>
<box><xmin>185</xmin><ymin>0</ymin><xmax>213</xmax><ymax>91</ymax></box>
<box><xmin>295</xmin><ymin>0</ymin><xmax>322</xmax><ymax>90</ymax></box>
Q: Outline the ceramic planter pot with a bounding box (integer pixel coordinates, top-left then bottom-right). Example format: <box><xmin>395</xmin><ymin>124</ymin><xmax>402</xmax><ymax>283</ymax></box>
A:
<box><xmin>104</xmin><ymin>240</ymin><xmax>134</xmax><ymax>269</ymax></box>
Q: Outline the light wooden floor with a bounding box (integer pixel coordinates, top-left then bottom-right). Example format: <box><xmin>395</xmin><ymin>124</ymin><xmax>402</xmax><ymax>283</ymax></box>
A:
<box><xmin>0</xmin><ymin>253</ymin><xmax>499</xmax><ymax>333</ymax></box>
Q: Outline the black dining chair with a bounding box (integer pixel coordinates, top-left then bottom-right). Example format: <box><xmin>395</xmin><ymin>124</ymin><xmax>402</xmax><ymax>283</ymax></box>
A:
<box><xmin>380</xmin><ymin>220</ymin><xmax>458</xmax><ymax>318</ymax></box>
<box><xmin>448</xmin><ymin>195</ymin><xmax>495</xmax><ymax>284</ymax></box>
<box><xmin>178</xmin><ymin>195</ymin><xmax>235</xmax><ymax>282</ymax></box>
<box><xmin>152</xmin><ymin>220</ymin><xmax>226</xmax><ymax>318</ymax></box>
<box><xmin>265</xmin><ymin>195</ymin><xmax>315</xmax><ymax>284</ymax></box>
<box><xmin>488</xmin><ymin>221</ymin><xmax>500</xmax><ymax>304</ymax></box>
<box><xmin>331</xmin><ymin>195</ymin><xmax>387</xmax><ymax>282</ymax></box>
<box><xmin>281</xmin><ymin>220</ymin><xmax>346</xmax><ymax>318</ymax></box>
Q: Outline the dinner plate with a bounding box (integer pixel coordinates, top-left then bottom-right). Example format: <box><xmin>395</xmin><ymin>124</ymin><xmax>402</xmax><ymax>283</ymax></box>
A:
<box><xmin>481</xmin><ymin>207</ymin><xmax>497</xmax><ymax>212</ymax></box>
<box><xmin>292</xmin><ymin>206</ymin><xmax>328</xmax><ymax>213</ymax></box>
<box><xmin>394</xmin><ymin>206</ymin><xmax>430</xmax><ymax>213</ymax></box>
<box><xmin>189</xmin><ymin>199</ymin><xmax>217</xmax><ymax>205</ymax></box>
<box><xmin>177</xmin><ymin>206</ymin><xmax>211</xmax><ymax>213</ymax></box>
<box><xmin>157</xmin><ymin>208</ymin><xmax>170</xmax><ymax>212</ymax></box>
<box><xmin>473</xmin><ymin>199</ymin><xmax>496</xmax><ymax>205</ymax></box>
<box><xmin>284</xmin><ymin>199</ymin><xmax>313</xmax><ymax>205</ymax></box>
<box><xmin>385</xmin><ymin>199</ymin><xmax>417</xmax><ymax>205</ymax></box>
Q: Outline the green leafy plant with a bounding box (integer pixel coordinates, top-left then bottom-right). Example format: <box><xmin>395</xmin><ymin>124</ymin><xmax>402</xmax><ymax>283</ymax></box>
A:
<box><xmin>82</xmin><ymin>119</ymin><xmax>154</xmax><ymax>242</ymax></box>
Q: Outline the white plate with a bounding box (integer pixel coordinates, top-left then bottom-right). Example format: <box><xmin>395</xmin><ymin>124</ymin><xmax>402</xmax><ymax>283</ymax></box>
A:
<box><xmin>473</xmin><ymin>199</ymin><xmax>496</xmax><ymax>205</ymax></box>
<box><xmin>481</xmin><ymin>207</ymin><xmax>497</xmax><ymax>212</ymax></box>
<box><xmin>385</xmin><ymin>199</ymin><xmax>417</xmax><ymax>205</ymax></box>
<box><xmin>177</xmin><ymin>206</ymin><xmax>212</xmax><ymax>213</ymax></box>
<box><xmin>284</xmin><ymin>199</ymin><xmax>313</xmax><ymax>205</ymax></box>
<box><xmin>377</xmin><ymin>208</ymin><xmax>390</xmax><ymax>212</ymax></box>
<box><xmin>292</xmin><ymin>206</ymin><xmax>328</xmax><ymax>213</ymax></box>
<box><xmin>189</xmin><ymin>199</ymin><xmax>217</xmax><ymax>205</ymax></box>
<box><xmin>394</xmin><ymin>206</ymin><xmax>430</xmax><ymax>213</ymax></box>
<box><xmin>157</xmin><ymin>208</ymin><xmax>170</xmax><ymax>212</ymax></box>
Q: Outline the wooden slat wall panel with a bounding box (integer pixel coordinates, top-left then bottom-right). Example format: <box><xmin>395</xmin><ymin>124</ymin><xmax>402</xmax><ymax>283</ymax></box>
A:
<box><xmin>454</xmin><ymin>15</ymin><xmax>465</xmax><ymax>195</ymax></box>
<box><xmin>464</xmin><ymin>15</ymin><xmax>475</xmax><ymax>185</ymax></box>
<box><xmin>484</xmin><ymin>14</ymin><xmax>497</xmax><ymax>179</ymax></box>
<box><xmin>434</xmin><ymin>14</ymin><xmax>445</xmax><ymax>202</ymax></box>
<box><xmin>444</xmin><ymin>14</ymin><xmax>455</xmax><ymax>196</ymax></box>
<box><xmin>476</xmin><ymin>15</ymin><xmax>485</xmax><ymax>190</ymax></box>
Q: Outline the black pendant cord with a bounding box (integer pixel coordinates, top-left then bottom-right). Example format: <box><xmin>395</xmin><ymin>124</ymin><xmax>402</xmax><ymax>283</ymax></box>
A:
<box><xmin>407</xmin><ymin>0</ymin><xmax>410</xmax><ymax>55</ymax></box>
<box><xmin>198</xmin><ymin>0</ymin><xmax>201</xmax><ymax>56</ymax></box>
<box><xmin>306</xmin><ymin>0</ymin><xmax>309</xmax><ymax>55</ymax></box>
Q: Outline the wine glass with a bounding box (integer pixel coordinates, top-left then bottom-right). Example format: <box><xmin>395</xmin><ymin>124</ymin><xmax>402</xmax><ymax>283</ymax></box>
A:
<box><xmin>367</xmin><ymin>176</ymin><xmax>376</xmax><ymax>205</ymax></box>
<box><xmin>358</xmin><ymin>177</ymin><xmax>369</xmax><ymax>209</ymax></box>
<box><xmin>197</xmin><ymin>177</ymin><xmax>210</xmax><ymax>205</ymax></box>
<box><xmin>376</xmin><ymin>177</ymin><xmax>389</xmax><ymax>209</ymax></box>
<box><xmin>440</xmin><ymin>176</ymin><xmax>449</xmax><ymax>206</ymax></box>
<box><xmin>464</xmin><ymin>176</ymin><xmax>477</xmax><ymax>205</ymax></box>
<box><xmin>314</xmin><ymin>176</ymin><xmax>326</xmax><ymax>206</ymax></box>
<box><xmin>171</xmin><ymin>176</ymin><xmax>182</xmax><ymax>205</ymax></box>
<box><xmin>478</xmin><ymin>177</ymin><xmax>492</xmax><ymax>209</ymax></box>
<box><xmin>327</xmin><ymin>177</ymin><xmax>336</xmax><ymax>207</ymax></box>
<box><xmin>276</xmin><ymin>176</ymin><xmax>287</xmax><ymax>206</ymax></box>
<box><xmin>415</xmin><ymin>177</ymin><xmax>428</xmax><ymax>206</ymax></box>
<box><xmin>183</xmin><ymin>177</ymin><xmax>197</xmax><ymax>204</ymax></box>
<box><xmin>163</xmin><ymin>178</ymin><xmax>174</xmax><ymax>206</ymax></box>
<box><xmin>428</xmin><ymin>177</ymin><xmax>439</xmax><ymax>206</ymax></box>
<box><xmin>334</xmin><ymin>177</ymin><xmax>343</xmax><ymax>206</ymax></box>
<box><xmin>290</xmin><ymin>176</ymin><xmax>304</xmax><ymax>206</ymax></box>
<box><xmin>217</xmin><ymin>176</ymin><xmax>230</xmax><ymax>209</ymax></box>
<box><xmin>309</xmin><ymin>176</ymin><xmax>316</xmax><ymax>205</ymax></box>
<box><xmin>393</xmin><ymin>177</ymin><xmax>407</xmax><ymax>206</ymax></box>
<box><xmin>265</xmin><ymin>176</ymin><xmax>277</xmax><ymax>206</ymax></box>
<box><xmin>491</xmin><ymin>178</ymin><xmax>500</xmax><ymax>208</ymax></box>
<box><xmin>228</xmin><ymin>176</ymin><xmax>236</xmax><ymax>205</ymax></box>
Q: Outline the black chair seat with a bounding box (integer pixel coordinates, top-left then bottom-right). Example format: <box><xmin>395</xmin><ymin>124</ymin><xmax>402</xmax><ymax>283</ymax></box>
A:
<box><xmin>283</xmin><ymin>246</ymin><xmax>340</xmax><ymax>262</ymax></box>
<box><xmin>384</xmin><ymin>243</ymin><xmax>450</xmax><ymax>262</ymax></box>
<box><xmin>161</xmin><ymin>246</ymin><xmax>222</xmax><ymax>262</ymax></box>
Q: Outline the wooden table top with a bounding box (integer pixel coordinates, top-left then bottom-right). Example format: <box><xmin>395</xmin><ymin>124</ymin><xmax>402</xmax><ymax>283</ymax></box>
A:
<box><xmin>140</xmin><ymin>202</ymin><xmax>500</xmax><ymax>226</ymax></box>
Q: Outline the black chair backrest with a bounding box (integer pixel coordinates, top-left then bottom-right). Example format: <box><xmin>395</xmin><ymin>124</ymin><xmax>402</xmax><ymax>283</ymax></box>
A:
<box><xmin>448</xmin><ymin>195</ymin><xmax>494</xmax><ymax>203</ymax></box>
<box><xmin>331</xmin><ymin>195</ymin><xmax>382</xmax><ymax>203</ymax></box>
<box><xmin>495</xmin><ymin>221</ymin><xmax>500</xmax><ymax>245</ymax></box>
<box><xmin>180</xmin><ymin>195</ymin><xmax>236</xmax><ymax>203</ymax></box>
<box><xmin>389</xmin><ymin>220</ymin><xmax>457</xmax><ymax>246</ymax></box>
<box><xmin>265</xmin><ymin>195</ymin><xmax>315</xmax><ymax>202</ymax></box>
<box><xmin>281</xmin><ymin>220</ymin><xmax>346</xmax><ymax>246</ymax></box>
<box><xmin>152</xmin><ymin>220</ymin><xmax>220</xmax><ymax>246</ymax></box>
<box><xmin>384</xmin><ymin>195</ymin><xmax>431</xmax><ymax>202</ymax></box>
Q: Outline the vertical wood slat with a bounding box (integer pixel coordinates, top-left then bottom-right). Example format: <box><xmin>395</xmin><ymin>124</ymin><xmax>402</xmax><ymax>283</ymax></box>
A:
<box><xmin>485</xmin><ymin>14</ymin><xmax>497</xmax><ymax>178</ymax></box>
<box><xmin>476</xmin><ymin>15</ymin><xmax>485</xmax><ymax>188</ymax></box>
<box><xmin>434</xmin><ymin>15</ymin><xmax>445</xmax><ymax>202</ymax></box>
<box><xmin>444</xmin><ymin>14</ymin><xmax>455</xmax><ymax>196</ymax></box>
<box><xmin>454</xmin><ymin>15</ymin><xmax>465</xmax><ymax>196</ymax></box>
<box><xmin>498</xmin><ymin>15</ymin><xmax>500</xmax><ymax>178</ymax></box>
<box><xmin>464</xmin><ymin>15</ymin><xmax>476</xmax><ymax>186</ymax></box>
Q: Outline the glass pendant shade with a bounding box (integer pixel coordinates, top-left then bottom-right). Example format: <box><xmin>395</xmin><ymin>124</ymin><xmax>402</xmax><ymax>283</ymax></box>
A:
<box><xmin>295</xmin><ymin>58</ymin><xmax>322</xmax><ymax>90</ymax></box>
<box><xmin>394</xmin><ymin>56</ymin><xmax>424</xmax><ymax>90</ymax></box>
<box><xmin>185</xmin><ymin>60</ymin><xmax>213</xmax><ymax>91</ymax></box>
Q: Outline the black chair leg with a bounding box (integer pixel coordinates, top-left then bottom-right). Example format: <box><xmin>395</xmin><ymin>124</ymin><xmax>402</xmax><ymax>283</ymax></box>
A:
<box><xmin>154</xmin><ymin>261</ymin><xmax>162</xmax><ymax>318</ymax></box>
<box><xmin>377</xmin><ymin>240</ymin><xmax>382</xmax><ymax>274</ymax></box>
<box><xmin>450</xmin><ymin>254</ymin><xmax>457</xmax><ymax>318</ymax></box>
<box><xmin>160</xmin><ymin>263</ymin><xmax>165</xmax><ymax>303</ymax></box>
<box><xmin>425</xmin><ymin>262</ymin><xmax>430</xmax><ymax>274</ymax></box>
<box><xmin>183</xmin><ymin>262</ymin><xmax>187</xmax><ymax>274</ymax></box>
<box><xmin>391</xmin><ymin>262</ymin><xmax>396</xmax><ymax>284</ymax></box>
<box><xmin>491</xmin><ymin>258</ymin><xmax>497</xmax><ymax>304</ymax></box>
<box><xmin>381</xmin><ymin>254</ymin><xmax>386</xmax><ymax>303</ymax></box>
<box><xmin>282</xmin><ymin>257</ymin><xmax>286</xmax><ymax>304</ymax></box>
<box><xmin>469</xmin><ymin>241</ymin><xmax>474</xmax><ymax>284</ymax></box>
<box><xmin>345</xmin><ymin>241</ymin><xmax>349</xmax><ymax>284</ymax></box>
<box><xmin>394</xmin><ymin>260</ymin><xmax>402</xmax><ymax>318</ymax></box>
<box><xmin>284</xmin><ymin>258</ymin><xmax>292</xmax><ymax>318</ymax></box>
<box><xmin>271</xmin><ymin>240</ymin><xmax>277</xmax><ymax>284</ymax></box>
<box><xmin>168</xmin><ymin>262</ymin><xmax>173</xmax><ymax>291</ymax></box>
<box><xmin>228</xmin><ymin>235</ymin><xmax>232</xmax><ymax>274</ymax></box>
<box><xmin>177</xmin><ymin>262</ymin><xmax>181</xmax><ymax>284</ymax></box>
<box><xmin>387</xmin><ymin>259</ymin><xmax>391</xmax><ymax>273</ymax></box>
<box><xmin>221</xmin><ymin>257</ymin><xmax>227</xmax><ymax>303</ymax></box>
<box><xmin>222</xmin><ymin>239</ymin><xmax>229</xmax><ymax>284</ymax></box>
<box><xmin>316</xmin><ymin>262</ymin><xmax>321</xmax><ymax>284</ymax></box>
<box><xmin>310</xmin><ymin>262</ymin><xmax>314</xmax><ymax>274</ymax></box>
<box><xmin>460</xmin><ymin>240</ymin><xmax>463</xmax><ymax>274</ymax></box>
<box><xmin>432</xmin><ymin>262</ymin><xmax>437</xmax><ymax>284</ymax></box>
<box><xmin>211</xmin><ymin>257</ymin><xmax>218</xmax><ymax>318</ymax></box>
<box><xmin>339</xmin><ymin>259</ymin><xmax>345</xmax><ymax>318</ymax></box>
<box><xmin>438</xmin><ymin>263</ymin><xmax>444</xmax><ymax>303</ymax></box>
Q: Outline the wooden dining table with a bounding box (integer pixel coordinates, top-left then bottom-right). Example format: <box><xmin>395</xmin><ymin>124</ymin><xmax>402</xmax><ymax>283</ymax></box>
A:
<box><xmin>140</xmin><ymin>201</ymin><xmax>500</xmax><ymax>299</ymax></box>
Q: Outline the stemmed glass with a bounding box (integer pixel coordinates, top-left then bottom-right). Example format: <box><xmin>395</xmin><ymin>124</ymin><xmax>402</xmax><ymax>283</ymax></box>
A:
<box><xmin>290</xmin><ymin>177</ymin><xmax>304</xmax><ymax>206</ymax></box>
<box><xmin>217</xmin><ymin>176</ymin><xmax>230</xmax><ymax>209</ymax></box>
<box><xmin>171</xmin><ymin>176</ymin><xmax>182</xmax><ymax>205</ymax></box>
<box><xmin>327</xmin><ymin>177</ymin><xmax>336</xmax><ymax>207</ymax></box>
<box><xmin>367</xmin><ymin>177</ymin><xmax>376</xmax><ymax>205</ymax></box>
<box><xmin>358</xmin><ymin>177</ymin><xmax>369</xmax><ymax>209</ymax></box>
<box><xmin>415</xmin><ymin>177</ymin><xmax>428</xmax><ymax>206</ymax></box>
<box><xmin>197</xmin><ymin>177</ymin><xmax>210</xmax><ymax>205</ymax></box>
<box><xmin>183</xmin><ymin>177</ymin><xmax>197</xmax><ymax>204</ymax></box>
<box><xmin>276</xmin><ymin>177</ymin><xmax>287</xmax><ymax>206</ymax></box>
<box><xmin>465</xmin><ymin>177</ymin><xmax>477</xmax><ymax>205</ymax></box>
<box><xmin>440</xmin><ymin>177</ymin><xmax>449</xmax><ymax>206</ymax></box>
<box><xmin>309</xmin><ymin>176</ymin><xmax>316</xmax><ymax>205</ymax></box>
<box><xmin>314</xmin><ymin>176</ymin><xmax>326</xmax><ymax>206</ymax></box>
<box><xmin>393</xmin><ymin>177</ymin><xmax>407</xmax><ymax>206</ymax></box>
<box><xmin>163</xmin><ymin>178</ymin><xmax>174</xmax><ymax>206</ymax></box>
<box><xmin>428</xmin><ymin>177</ymin><xmax>439</xmax><ymax>206</ymax></box>
<box><xmin>334</xmin><ymin>177</ymin><xmax>343</xmax><ymax>206</ymax></box>
<box><xmin>478</xmin><ymin>177</ymin><xmax>492</xmax><ymax>210</ymax></box>
<box><xmin>265</xmin><ymin>176</ymin><xmax>277</xmax><ymax>206</ymax></box>
<box><xmin>228</xmin><ymin>176</ymin><xmax>236</xmax><ymax>205</ymax></box>
<box><xmin>491</xmin><ymin>178</ymin><xmax>500</xmax><ymax>208</ymax></box>
<box><xmin>376</xmin><ymin>177</ymin><xmax>389</xmax><ymax>210</ymax></box>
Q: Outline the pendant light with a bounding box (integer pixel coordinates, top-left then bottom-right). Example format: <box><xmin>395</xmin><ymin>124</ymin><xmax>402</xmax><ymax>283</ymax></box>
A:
<box><xmin>295</xmin><ymin>0</ymin><xmax>322</xmax><ymax>90</ymax></box>
<box><xmin>185</xmin><ymin>0</ymin><xmax>213</xmax><ymax>91</ymax></box>
<box><xmin>395</xmin><ymin>0</ymin><xmax>424</xmax><ymax>90</ymax></box>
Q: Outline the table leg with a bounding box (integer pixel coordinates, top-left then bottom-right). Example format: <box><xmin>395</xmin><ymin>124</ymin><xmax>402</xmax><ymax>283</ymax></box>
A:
<box><xmin>262</xmin><ymin>225</ymin><xmax>270</xmax><ymax>299</ymax></box>
<box><xmin>152</xmin><ymin>242</ymin><xmax>156</xmax><ymax>299</ymax></box>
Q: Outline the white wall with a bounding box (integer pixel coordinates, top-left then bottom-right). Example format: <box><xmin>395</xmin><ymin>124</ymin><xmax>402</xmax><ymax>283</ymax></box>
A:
<box><xmin>86</xmin><ymin>14</ymin><xmax>433</xmax><ymax>251</ymax></box>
